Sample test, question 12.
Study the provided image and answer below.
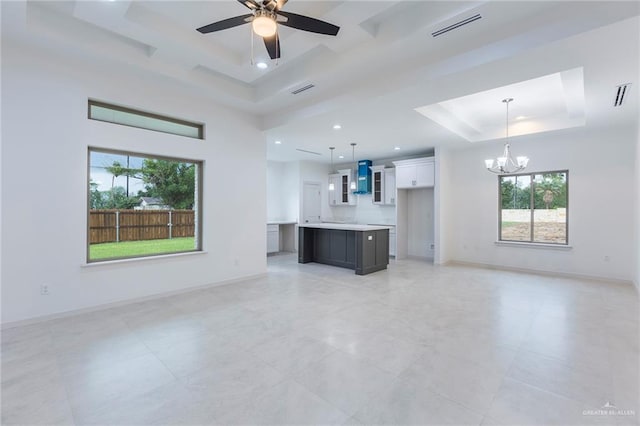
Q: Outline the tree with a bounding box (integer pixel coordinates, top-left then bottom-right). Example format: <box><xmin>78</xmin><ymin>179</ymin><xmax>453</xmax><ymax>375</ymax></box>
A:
<box><xmin>534</xmin><ymin>173</ymin><xmax>566</xmax><ymax>209</ymax></box>
<box><xmin>105</xmin><ymin>160</ymin><xmax>141</xmax><ymax>207</ymax></box>
<box><xmin>108</xmin><ymin>186</ymin><xmax>141</xmax><ymax>209</ymax></box>
<box><xmin>89</xmin><ymin>181</ymin><xmax>107</xmax><ymax>209</ymax></box>
<box><xmin>501</xmin><ymin>178</ymin><xmax>531</xmax><ymax>209</ymax></box>
<box><xmin>140</xmin><ymin>159</ymin><xmax>195</xmax><ymax>209</ymax></box>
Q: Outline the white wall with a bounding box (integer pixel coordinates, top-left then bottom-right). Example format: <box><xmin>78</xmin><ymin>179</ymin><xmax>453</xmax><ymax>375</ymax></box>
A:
<box><xmin>1</xmin><ymin>42</ymin><xmax>267</xmax><ymax>324</ymax></box>
<box><xmin>635</xmin><ymin>119</ymin><xmax>640</xmax><ymax>290</ymax></box>
<box><xmin>267</xmin><ymin>161</ymin><xmax>298</xmax><ymax>222</ymax></box>
<box><xmin>448</xmin><ymin>125</ymin><xmax>636</xmax><ymax>282</ymax></box>
<box><xmin>435</xmin><ymin>147</ymin><xmax>454</xmax><ymax>264</ymax></box>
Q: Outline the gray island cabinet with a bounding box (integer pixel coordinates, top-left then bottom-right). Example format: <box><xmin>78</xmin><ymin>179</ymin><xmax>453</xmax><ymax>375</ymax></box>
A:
<box><xmin>298</xmin><ymin>223</ymin><xmax>390</xmax><ymax>275</ymax></box>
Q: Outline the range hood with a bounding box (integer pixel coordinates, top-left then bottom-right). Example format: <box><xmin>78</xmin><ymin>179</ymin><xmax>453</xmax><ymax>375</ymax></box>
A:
<box><xmin>354</xmin><ymin>160</ymin><xmax>372</xmax><ymax>194</ymax></box>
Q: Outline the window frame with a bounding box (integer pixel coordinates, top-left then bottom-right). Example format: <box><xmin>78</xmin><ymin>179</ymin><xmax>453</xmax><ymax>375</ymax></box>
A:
<box><xmin>88</xmin><ymin>100</ymin><xmax>205</xmax><ymax>140</ymax></box>
<box><xmin>497</xmin><ymin>169</ymin><xmax>569</xmax><ymax>245</ymax></box>
<box><xmin>87</xmin><ymin>146</ymin><xmax>204</xmax><ymax>263</ymax></box>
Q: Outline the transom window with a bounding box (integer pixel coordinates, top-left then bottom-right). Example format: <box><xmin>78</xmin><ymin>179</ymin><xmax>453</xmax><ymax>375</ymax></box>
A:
<box><xmin>88</xmin><ymin>100</ymin><xmax>204</xmax><ymax>139</ymax></box>
<box><xmin>499</xmin><ymin>170</ymin><xmax>568</xmax><ymax>244</ymax></box>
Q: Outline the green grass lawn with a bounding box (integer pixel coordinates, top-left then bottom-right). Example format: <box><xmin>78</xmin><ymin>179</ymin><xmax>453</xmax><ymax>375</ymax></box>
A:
<box><xmin>90</xmin><ymin>237</ymin><xmax>196</xmax><ymax>260</ymax></box>
<box><xmin>501</xmin><ymin>221</ymin><xmax>520</xmax><ymax>228</ymax></box>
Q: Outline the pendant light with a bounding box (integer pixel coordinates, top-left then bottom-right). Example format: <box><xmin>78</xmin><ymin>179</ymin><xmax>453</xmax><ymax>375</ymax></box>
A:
<box><xmin>485</xmin><ymin>98</ymin><xmax>529</xmax><ymax>174</ymax></box>
<box><xmin>328</xmin><ymin>147</ymin><xmax>336</xmax><ymax>191</ymax></box>
<box><xmin>350</xmin><ymin>142</ymin><xmax>357</xmax><ymax>190</ymax></box>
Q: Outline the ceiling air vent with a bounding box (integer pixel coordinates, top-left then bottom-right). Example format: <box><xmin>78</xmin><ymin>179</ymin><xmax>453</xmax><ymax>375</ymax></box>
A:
<box><xmin>614</xmin><ymin>83</ymin><xmax>631</xmax><ymax>107</ymax></box>
<box><xmin>432</xmin><ymin>14</ymin><xmax>482</xmax><ymax>38</ymax></box>
<box><xmin>295</xmin><ymin>148</ymin><xmax>321</xmax><ymax>156</ymax></box>
<box><xmin>291</xmin><ymin>83</ymin><xmax>315</xmax><ymax>95</ymax></box>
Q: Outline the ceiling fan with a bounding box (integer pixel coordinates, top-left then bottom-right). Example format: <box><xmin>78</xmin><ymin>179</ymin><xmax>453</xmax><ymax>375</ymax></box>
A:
<box><xmin>196</xmin><ymin>0</ymin><xmax>340</xmax><ymax>60</ymax></box>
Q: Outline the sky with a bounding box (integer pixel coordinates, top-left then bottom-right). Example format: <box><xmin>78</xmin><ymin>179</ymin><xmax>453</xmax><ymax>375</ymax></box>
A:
<box><xmin>90</xmin><ymin>151</ymin><xmax>145</xmax><ymax>194</ymax></box>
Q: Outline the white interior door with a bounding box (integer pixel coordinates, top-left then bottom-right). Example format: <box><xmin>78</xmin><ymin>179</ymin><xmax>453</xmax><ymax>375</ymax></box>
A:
<box><xmin>302</xmin><ymin>182</ymin><xmax>321</xmax><ymax>223</ymax></box>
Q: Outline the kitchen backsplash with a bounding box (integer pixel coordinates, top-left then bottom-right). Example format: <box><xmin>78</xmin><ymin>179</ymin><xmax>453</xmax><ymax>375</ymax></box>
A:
<box><xmin>326</xmin><ymin>193</ymin><xmax>395</xmax><ymax>225</ymax></box>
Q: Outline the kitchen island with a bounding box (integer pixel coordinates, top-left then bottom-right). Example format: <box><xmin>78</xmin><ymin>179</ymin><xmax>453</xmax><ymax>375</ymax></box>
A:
<box><xmin>298</xmin><ymin>223</ymin><xmax>390</xmax><ymax>275</ymax></box>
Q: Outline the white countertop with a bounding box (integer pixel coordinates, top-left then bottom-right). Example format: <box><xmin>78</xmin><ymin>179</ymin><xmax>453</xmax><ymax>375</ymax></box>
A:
<box><xmin>267</xmin><ymin>221</ymin><xmax>298</xmax><ymax>225</ymax></box>
<box><xmin>299</xmin><ymin>223</ymin><xmax>392</xmax><ymax>231</ymax></box>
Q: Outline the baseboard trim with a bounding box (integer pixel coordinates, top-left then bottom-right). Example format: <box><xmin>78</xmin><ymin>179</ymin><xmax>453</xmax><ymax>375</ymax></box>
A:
<box><xmin>1</xmin><ymin>272</ymin><xmax>268</xmax><ymax>330</ymax></box>
<box><xmin>449</xmin><ymin>260</ymin><xmax>636</xmax><ymax>288</ymax></box>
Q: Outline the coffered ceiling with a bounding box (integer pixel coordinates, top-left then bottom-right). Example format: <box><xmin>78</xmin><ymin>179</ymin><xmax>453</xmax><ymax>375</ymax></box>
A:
<box><xmin>2</xmin><ymin>1</ymin><xmax>639</xmax><ymax>163</ymax></box>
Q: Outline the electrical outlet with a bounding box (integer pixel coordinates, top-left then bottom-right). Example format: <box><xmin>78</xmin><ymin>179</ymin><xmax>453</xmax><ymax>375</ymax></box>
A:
<box><xmin>604</xmin><ymin>256</ymin><xmax>610</xmax><ymax>262</ymax></box>
<box><xmin>40</xmin><ymin>284</ymin><xmax>50</xmax><ymax>296</ymax></box>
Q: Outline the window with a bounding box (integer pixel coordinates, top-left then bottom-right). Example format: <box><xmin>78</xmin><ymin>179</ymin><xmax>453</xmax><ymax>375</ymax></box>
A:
<box><xmin>88</xmin><ymin>100</ymin><xmax>204</xmax><ymax>139</ymax></box>
<box><xmin>88</xmin><ymin>148</ymin><xmax>202</xmax><ymax>262</ymax></box>
<box><xmin>499</xmin><ymin>170</ymin><xmax>568</xmax><ymax>244</ymax></box>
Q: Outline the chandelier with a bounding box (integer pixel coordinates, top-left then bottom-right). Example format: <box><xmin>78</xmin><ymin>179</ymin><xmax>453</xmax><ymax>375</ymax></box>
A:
<box><xmin>485</xmin><ymin>98</ymin><xmax>529</xmax><ymax>174</ymax></box>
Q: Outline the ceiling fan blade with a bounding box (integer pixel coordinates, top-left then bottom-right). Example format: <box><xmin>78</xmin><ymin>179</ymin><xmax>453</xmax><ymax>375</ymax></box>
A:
<box><xmin>275</xmin><ymin>0</ymin><xmax>288</xmax><ymax>11</ymax></box>
<box><xmin>196</xmin><ymin>14</ymin><xmax>253</xmax><ymax>34</ymax></box>
<box><xmin>236</xmin><ymin>0</ymin><xmax>260</xmax><ymax>10</ymax></box>
<box><xmin>263</xmin><ymin>34</ymin><xmax>281</xmax><ymax>59</ymax></box>
<box><xmin>277</xmin><ymin>11</ymin><xmax>339</xmax><ymax>36</ymax></box>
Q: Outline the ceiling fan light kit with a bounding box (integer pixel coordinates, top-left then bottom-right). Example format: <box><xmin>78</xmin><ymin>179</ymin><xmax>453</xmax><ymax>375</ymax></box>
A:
<box><xmin>485</xmin><ymin>98</ymin><xmax>529</xmax><ymax>174</ymax></box>
<box><xmin>252</xmin><ymin>11</ymin><xmax>277</xmax><ymax>37</ymax></box>
<box><xmin>197</xmin><ymin>0</ymin><xmax>340</xmax><ymax>61</ymax></box>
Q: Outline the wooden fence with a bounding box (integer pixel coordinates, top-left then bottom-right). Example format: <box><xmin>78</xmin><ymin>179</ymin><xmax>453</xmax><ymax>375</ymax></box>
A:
<box><xmin>89</xmin><ymin>210</ymin><xmax>195</xmax><ymax>244</ymax></box>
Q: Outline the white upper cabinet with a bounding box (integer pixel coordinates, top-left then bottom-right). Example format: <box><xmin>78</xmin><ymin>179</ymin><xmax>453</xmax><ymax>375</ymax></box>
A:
<box><xmin>393</xmin><ymin>157</ymin><xmax>435</xmax><ymax>188</ymax></box>
<box><xmin>371</xmin><ymin>165</ymin><xmax>385</xmax><ymax>205</ymax></box>
<box><xmin>370</xmin><ymin>165</ymin><xmax>396</xmax><ymax>205</ymax></box>
<box><xmin>328</xmin><ymin>169</ymin><xmax>356</xmax><ymax>206</ymax></box>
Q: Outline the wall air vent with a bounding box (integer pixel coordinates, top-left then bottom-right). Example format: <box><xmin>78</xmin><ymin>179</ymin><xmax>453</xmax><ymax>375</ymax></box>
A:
<box><xmin>614</xmin><ymin>83</ymin><xmax>631</xmax><ymax>107</ymax></box>
<box><xmin>432</xmin><ymin>14</ymin><xmax>482</xmax><ymax>38</ymax></box>
<box><xmin>295</xmin><ymin>148</ymin><xmax>321</xmax><ymax>155</ymax></box>
<box><xmin>291</xmin><ymin>83</ymin><xmax>315</xmax><ymax>95</ymax></box>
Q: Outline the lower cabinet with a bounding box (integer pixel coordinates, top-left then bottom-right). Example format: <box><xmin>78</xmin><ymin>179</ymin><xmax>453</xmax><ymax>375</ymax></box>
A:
<box><xmin>267</xmin><ymin>224</ymin><xmax>279</xmax><ymax>254</ymax></box>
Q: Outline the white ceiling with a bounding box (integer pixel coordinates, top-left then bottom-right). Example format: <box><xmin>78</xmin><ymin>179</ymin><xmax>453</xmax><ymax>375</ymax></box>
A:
<box><xmin>414</xmin><ymin>67</ymin><xmax>586</xmax><ymax>143</ymax></box>
<box><xmin>2</xmin><ymin>1</ymin><xmax>639</xmax><ymax>164</ymax></box>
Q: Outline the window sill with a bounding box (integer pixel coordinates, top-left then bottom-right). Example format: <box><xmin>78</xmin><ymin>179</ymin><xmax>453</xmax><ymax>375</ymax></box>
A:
<box><xmin>82</xmin><ymin>250</ymin><xmax>207</xmax><ymax>267</ymax></box>
<box><xmin>494</xmin><ymin>241</ymin><xmax>572</xmax><ymax>250</ymax></box>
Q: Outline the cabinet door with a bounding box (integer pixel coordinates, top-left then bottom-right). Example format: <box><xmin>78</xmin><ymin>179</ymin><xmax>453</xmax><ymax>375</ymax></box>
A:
<box><xmin>384</xmin><ymin>170</ymin><xmax>396</xmax><ymax>205</ymax></box>
<box><xmin>395</xmin><ymin>165</ymin><xmax>415</xmax><ymax>188</ymax></box>
<box><xmin>416</xmin><ymin>162</ymin><xmax>435</xmax><ymax>187</ymax></box>
<box><xmin>341</xmin><ymin>174</ymin><xmax>349</xmax><ymax>204</ymax></box>
<box><xmin>372</xmin><ymin>170</ymin><xmax>383</xmax><ymax>204</ymax></box>
<box><xmin>267</xmin><ymin>227</ymin><xmax>279</xmax><ymax>253</ymax></box>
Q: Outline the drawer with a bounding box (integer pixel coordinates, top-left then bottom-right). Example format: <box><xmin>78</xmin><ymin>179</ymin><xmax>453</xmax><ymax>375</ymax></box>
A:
<box><xmin>267</xmin><ymin>224</ymin><xmax>279</xmax><ymax>232</ymax></box>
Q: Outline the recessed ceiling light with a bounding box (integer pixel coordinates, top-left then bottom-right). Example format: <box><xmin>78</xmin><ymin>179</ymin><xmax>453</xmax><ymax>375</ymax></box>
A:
<box><xmin>394</xmin><ymin>146</ymin><xmax>401</xmax><ymax>150</ymax></box>
<box><xmin>515</xmin><ymin>115</ymin><xmax>526</xmax><ymax>120</ymax></box>
<box><xmin>256</xmin><ymin>62</ymin><xmax>268</xmax><ymax>69</ymax></box>
<box><xmin>274</xmin><ymin>140</ymin><xmax>281</xmax><ymax>144</ymax></box>
<box><xmin>338</xmin><ymin>155</ymin><xmax>344</xmax><ymax>159</ymax></box>
<box><xmin>333</xmin><ymin>124</ymin><xmax>341</xmax><ymax>130</ymax></box>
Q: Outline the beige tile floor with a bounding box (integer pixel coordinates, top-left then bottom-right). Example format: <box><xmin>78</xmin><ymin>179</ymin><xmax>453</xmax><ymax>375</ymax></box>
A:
<box><xmin>2</xmin><ymin>254</ymin><xmax>638</xmax><ymax>425</ymax></box>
